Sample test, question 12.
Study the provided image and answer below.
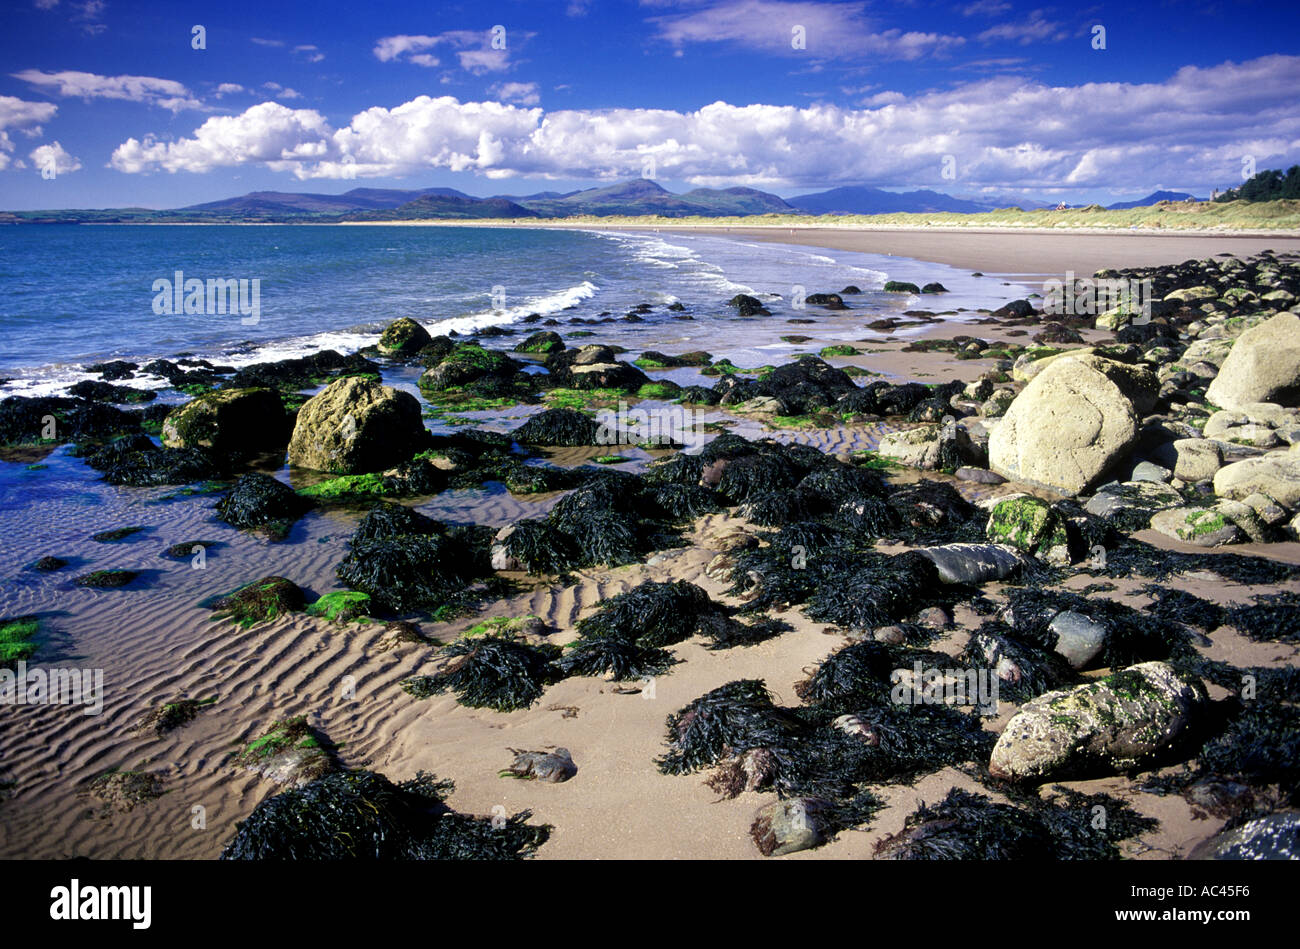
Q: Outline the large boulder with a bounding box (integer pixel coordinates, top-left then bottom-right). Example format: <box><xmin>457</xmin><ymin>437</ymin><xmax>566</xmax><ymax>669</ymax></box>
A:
<box><xmin>288</xmin><ymin>376</ymin><xmax>427</xmax><ymax>474</ymax></box>
<box><xmin>1205</xmin><ymin>312</ymin><xmax>1300</xmax><ymax>411</ymax></box>
<box><xmin>989</xmin><ymin>355</ymin><xmax>1157</xmax><ymax>496</ymax></box>
<box><xmin>161</xmin><ymin>387</ymin><xmax>288</xmax><ymax>457</ymax></box>
<box><xmin>377</xmin><ymin>318</ymin><xmax>433</xmax><ymax>357</ymax></box>
<box><xmin>988</xmin><ymin>661</ymin><xmax>1208</xmax><ymax>782</ymax></box>
<box><xmin>1213</xmin><ymin>449</ymin><xmax>1300</xmax><ymax>509</ymax></box>
<box><xmin>1172</xmin><ymin>438</ymin><xmax>1224</xmax><ymax>482</ymax></box>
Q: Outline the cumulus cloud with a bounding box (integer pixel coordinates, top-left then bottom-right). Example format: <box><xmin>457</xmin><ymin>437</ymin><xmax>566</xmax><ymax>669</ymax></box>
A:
<box><xmin>108</xmin><ymin>55</ymin><xmax>1300</xmax><ymax>193</ymax></box>
<box><xmin>12</xmin><ymin>69</ymin><xmax>202</xmax><ymax>111</ymax></box>
<box><xmin>0</xmin><ymin>95</ymin><xmax>58</xmax><ymax>171</ymax></box>
<box><xmin>30</xmin><ymin>140</ymin><xmax>81</xmax><ymax>174</ymax></box>
<box><xmin>648</xmin><ymin>0</ymin><xmax>965</xmax><ymax>60</ymax></box>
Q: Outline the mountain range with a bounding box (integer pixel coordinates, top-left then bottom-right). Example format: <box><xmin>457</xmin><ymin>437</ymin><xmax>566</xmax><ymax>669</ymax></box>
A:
<box><xmin>0</xmin><ymin>180</ymin><xmax>1204</xmax><ymax>223</ymax></box>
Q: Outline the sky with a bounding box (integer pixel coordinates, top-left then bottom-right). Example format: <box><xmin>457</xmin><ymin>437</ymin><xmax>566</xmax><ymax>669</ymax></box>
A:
<box><xmin>0</xmin><ymin>0</ymin><xmax>1297</xmax><ymax>210</ymax></box>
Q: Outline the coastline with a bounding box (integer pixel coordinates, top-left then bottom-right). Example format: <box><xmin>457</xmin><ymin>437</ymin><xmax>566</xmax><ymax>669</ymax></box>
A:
<box><xmin>1</xmin><ymin>226</ymin><xmax>1298</xmax><ymax>862</ymax></box>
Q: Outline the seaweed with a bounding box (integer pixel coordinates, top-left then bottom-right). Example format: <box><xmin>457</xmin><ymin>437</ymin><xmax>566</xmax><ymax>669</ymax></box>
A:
<box><xmin>401</xmin><ymin>635</ymin><xmax>563</xmax><ymax>711</ymax></box>
<box><xmin>1141</xmin><ymin>585</ymin><xmax>1226</xmax><ymax>631</ymax></box>
<box><xmin>0</xmin><ymin>615</ymin><xmax>41</xmax><ymax>667</ymax></box>
<box><xmin>1004</xmin><ymin>588</ymin><xmax>1196</xmax><ymax>668</ymax></box>
<box><xmin>90</xmin><ymin>525</ymin><xmax>146</xmax><ymax>542</ymax></box>
<box><xmin>337</xmin><ymin>533</ymin><xmax>478</xmax><ymax>615</ymax></box>
<box><xmin>220</xmin><ymin>769</ymin><xmax>550</xmax><ymax>860</ymax></box>
<box><xmin>215</xmin><ymin>472</ymin><xmax>311</xmax><ymax>539</ymax></box>
<box><xmin>138</xmin><ymin>697</ymin><xmax>214</xmax><ymax>735</ymax></box>
<box><xmin>874</xmin><ymin>786</ymin><xmax>1157</xmax><ymax>860</ymax></box>
<box><xmin>793</xmin><ymin>640</ymin><xmax>899</xmax><ymax>706</ymax></box>
<box><xmin>511</xmin><ymin>408</ymin><xmax>600</xmax><ymax>446</ymax></box>
<box><xmin>962</xmin><ymin>623</ymin><xmax>1079</xmax><ymax>704</ymax></box>
<box><xmin>805</xmin><ymin>551</ymin><xmax>945</xmax><ymax>631</ymax></box>
<box><xmin>657</xmin><ymin>679</ymin><xmax>803</xmax><ymax>775</ymax></box>
<box><xmin>1224</xmin><ymin>591</ymin><xmax>1300</xmax><ymax>644</ymax></box>
<box><xmin>74</xmin><ymin>569</ymin><xmax>139</xmax><ymax>588</ymax></box>
<box><xmin>350</xmin><ymin>501</ymin><xmax>445</xmax><ymax>545</ymax></box>
<box><xmin>556</xmin><ymin>636</ymin><xmax>678</xmax><ymax>680</ymax></box>
<box><xmin>574</xmin><ymin>580</ymin><xmax>723</xmax><ymax>649</ymax></box>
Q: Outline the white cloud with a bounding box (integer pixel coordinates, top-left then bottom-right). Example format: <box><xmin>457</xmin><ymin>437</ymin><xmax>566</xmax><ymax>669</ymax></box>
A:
<box><xmin>12</xmin><ymin>69</ymin><xmax>202</xmax><ymax>111</ymax></box>
<box><xmin>214</xmin><ymin>83</ymin><xmax>245</xmax><ymax>97</ymax></box>
<box><xmin>961</xmin><ymin>0</ymin><xmax>1011</xmax><ymax>15</ymax></box>
<box><xmin>251</xmin><ymin>37</ymin><xmax>285</xmax><ymax>47</ymax></box>
<box><xmin>263</xmin><ymin>82</ymin><xmax>302</xmax><ymax>100</ymax></box>
<box><xmin>0</xmin><ymin>95</ymin><xmax>58</xmax><ymax>171</ymax></box>
<box><xmin>30</xmin><ymin>140</ymin><xmax>81</xmax><ymax>174</ymax></box>
<box><xmin>648</xmin><ymin>0</ymin><xmax>965</xmax><ymax>60</ymax></box>
<box><xmin>374</xmin><ymin>29</ymin><xmax>522</xmax><ymax>74</ymax></box>
<box><xmin>492</xmin><ymin>82</ymin><xmax>540</xmax><ymax>106</ymax></box>
<box><xmin>294</xmin><ymin>44</ymin><xmax>325</xmax><ymax>63</ymax></box>
<box><xmin>108</xmin><ymin>55</ymin><xmax>1300</xmax><ymax>193</ymax></box>
<box><xmin>977</xmin><ymin>11</ymin><xmax>1068</xmax><ymax>44</ymax></box>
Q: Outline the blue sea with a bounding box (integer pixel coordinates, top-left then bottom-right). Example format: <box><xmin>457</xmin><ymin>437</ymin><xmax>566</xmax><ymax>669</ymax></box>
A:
<box><xmin>0</xmin><ymin>224</ymin><xmax>1032</xmax><ymax>396</ymax></box>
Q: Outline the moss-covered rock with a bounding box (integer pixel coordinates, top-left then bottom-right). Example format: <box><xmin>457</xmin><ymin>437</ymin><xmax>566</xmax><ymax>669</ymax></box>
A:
<box><xmin>207</xmin><ymin>576</ymin><xmax>305</xmax><ymax>628</ymax></box>
<box><xmin>73</xmin><ymin>569</ymin><xmax>139</xmax><ymax>588</ymax></box>
<box><xmin>377</xmin><ymin>317</ymin><xmax>433</xmax><ymax>357</ymax></box>
<box><xmin>0</xmin><ymin>615</ymin><xmax>41</xmax><ymax>667</ymax></box>
<box><xmin>988</xmin><ymin>661</ymin><xmax>1209</xmax><ymax>782</ymax></box>
<box><xmin>514</xmin><ymin>331</ymin><xmax>565</xmax><ymax>354</ymax></box>
<box><xmin>985</xmin><ymin>495</ymin><xmax>1070</xmax><ymax>563</ymax></box>
<box><xmin>233</xmin><ymin>716</ymin><xmax>335</xmax><ymax>787</ymax></box>
<box><xmin>289</xmin><ymin>376</ymin><xmax>428</xmax><ymax>474</ymax></box>
<box><xmin>161</xmin><ymin>387</ymin><xmax>289</xmax><ymax>458</ymax></box>
<box><xmin>883</xmin><ymin>281</ymin><xmax>920</xmax><ymax>294</ymax></box>
<box><xmin>418</xmin><ymin>343</ymin><xmax>522</xmax><ymax>394</ymax></box>
<box><xmin>305</xmin><ymin>591</ymin><xmax>372</xmax><ymax>624</ymax></box>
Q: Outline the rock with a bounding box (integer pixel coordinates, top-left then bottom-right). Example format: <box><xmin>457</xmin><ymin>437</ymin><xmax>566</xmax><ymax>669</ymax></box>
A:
<box><xmin>873</xmin><ymin>625</ymin><xmax>906</xmax><ymax>644</ymax></box>
<box><xmin>420</xmin><ymin>343</ymin><xmax>524</xmax><ymax>392</ymax></box>
<box><xmin>1047</xmin><ymin>611</ymin><xmax>1109</xmax><ymax>670</ymax></box>
<box><xmin>1180</xmin><ymin>337</ymin><xmax>1233</xmax><ymax>368</ymax></box>
<box><xmin>1214</xmin><ymin>451</ymin><xmax>1300</xmax><ymax>509</ymax></box>
<box><xmin>956</xmin><ymin>466</ymin><xmax>1006</xmax><ymax>484</ymax></box>
<box><xmin>1173</xmin><ymin>438</ymin><xmax>1224</xmax><ymax>482</ymax></box>
<box><xmin>916</xmin><ymin>543</ymin><xmax>1025</xmax><ymax>584</ymax></box>
<box><xmin>161</xmin><ymin>387</ymin><xmax>289</xmax><ymax>457</ymax></box>
<box><xmin>288</xmin><ymin>376</ymin><xmax>427</xmax><ymax>474</ymax></box>
<box><xmin>501</xmin><ymin>747</ymin><xmax>577</xmax><ymax>783</ymax></box>
<box><xmin>883</xmin><ymin>281</ymin><xmax>920</xmax><ymax>294</ymax></box>
<box><xmin>1149</xmin><ymin>506</ymin><xmax>1246</xmax><ymax>547</ymax></box>
<box><xmin>511</xmin><ymin>408</ymin><xmax>599</xmax><ymax>446</ymax></box>
<box><xmin>979</xmin><ymin>388</ymin><xmax>1016</xmax><ymax>418</ymax></box>
<box><xmin>878</xmin><ymin>425</ymin><xmax>944</xmax><ymax>469</ymax></box>
<box><xmin>750</xmin><ymin>797</ymin><xmax>834</xmax><ymax>856</ymax></box>
<box><xmin>208</xmin><ymin>576</ymin><xmax>306</xmax><ymax>626</ymax></box>
<box><xmin>514</xmin><ymin>331</ymin><xmax>565</xmax><ymax>354</ymax></box>
<box><xmin>989</xmin><ymin>356</ymin><xmax>1156</xmax><ymax>496</ymax></box>
<box><xmin>984</xmin><ymin>495</ymin><xmax>1069</xmax><ymax>562</ymax></box>
<box><xmin>728</xmin><ymin>293</ymin><xmax>770</xmax><ymax>316</ymax></box>
<box><xmin>1164</xmin><ymin>285</ymin><xmax>1219</xmax><ymax>304</ymax></box>
<box><xmin>377</xmin><ymin>317</ymin><xmax>433</xmax><ymax>356</ymax></box>
<box><xmin>1205</xmin><ymin>313</ymin><xmax>1300</xmax><ymax>410</ymax></box>
<box><xmin>1130</xmin><ymin>461</ymin><xmax>1172</xmax><ymax>483</ymax></box>
<box><xmin>1242</xmin><ymin>492</ymin><xmax>1288</xmax><ymax>526</ymax></box>
<box><xmin>988</xmin><ymin>662</ymin><xmax>1209</xmax><ymax>782</ymax></box>
<box><xmin>1084</xmin><ymin>480</ymin><xmax>1185</xmax><ymax>531</ymax></box>
<box><xmin>1189</xmin><ymin>811</ymin><xmax>1300</xmax><ymax>860</ymax></box>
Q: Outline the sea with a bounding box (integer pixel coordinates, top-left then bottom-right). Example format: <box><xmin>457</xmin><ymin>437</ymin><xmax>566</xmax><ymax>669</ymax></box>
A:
<box><xmin>0</xmin><ymin>224</ymin><xmax>1034</xmax><ymax>397</ymax></box>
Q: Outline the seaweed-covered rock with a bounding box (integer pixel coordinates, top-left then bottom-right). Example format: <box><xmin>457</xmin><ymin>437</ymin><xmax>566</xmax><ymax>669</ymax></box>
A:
<box><xmin>289</xmin><ymin>376</ymin><xmax>427</xmax><ymax>474</ymax></box>
<box><xmin>988</xmin><ymin>661</ymin><xmax>1209</xmax><ymax>782</ymax></box>
<box><xmin>337</xmin><ymin>532</ymin><xmax>476</xmax><ymax>614</ymax></box>
<box><xmin>161</xmin><ymin>387</ymin><xmax>289</xmax><ymax>458</ymax></box>
<box><xmin>511</xmin><ymin>408</ymin><xmax>600</xmax><ymax>446</ymax></box>
<box><xmin>728</xmin><ymin>293</ymin><xmax>770</xmax><ymax>316</ymax></box>
<box><xmin>751</xmin><ymin>357</ymin><xmax>858</xmax><ymax>414</ymax></box>
<box><xmin>215</xmin><ymin>472</ymin><xmax>311</xmax><ymax>538</ymax></box>
<box><xmin>225</xmin><ymin>349</ymin><xmax>379</xmax><ymax>392</ymax></box>
<box><xmin>233</xmin><ymin>716</ymin><xmax>334</xmax><ymax>787</ymax></box>
<box><xmin>514</xmin><ymin>331</ymin><xmax>565</xmax><ymax>354</ymax></box>
<box><xmin>1149</xmin><ymin>507</ymin><xmax>1246</xmax><ymax>547</ymax></box>
<box><xmin>73</xmin><ymin>569</ymin><xmax>139</xmax><ymax>588</ymax></box>
<box><xmin>220</xmin><ymin>769</ymin><xmax>549</xmax><ymax>860</ymax></box>
<box><xmin>1084</xmin><ymin>480</ymin><xmax>1185</xmax><ymax>532</ymax></box>
<box><xmin>402</xmin><ymin>635</ymin><xmax>561</xmax><ymax>711</ymax></box>
<box><xmin>418</xmin><ymin>343</ymin><xmax>522</xmax><ymax>393</ymax></box>
<box><xmin>67</xmin><ymin>380</ymin><xmax>156</xmax><ymax>404</ymax></box>
<box><xmin>377</xmin><ymin>317</ymin><xmax>433</xmax><ymax>357</ymax></box>
<box><xmin>208</xmin><ymin>576</ymin><xmax>305</xmax><ymax>627</ymax></box>
<box><xmin>545</xmin><ymin>345</ymin><xmax>649</xmax><ymax>392</ymax></box>
<box><xmin>83</xmin><ymin>435</ymin><xmax>222</xmax><ymax>487</ymax></box>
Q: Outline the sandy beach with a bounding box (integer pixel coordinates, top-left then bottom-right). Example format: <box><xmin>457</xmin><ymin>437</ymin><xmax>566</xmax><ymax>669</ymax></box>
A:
<box><xmin>2</xmin><ymin>226</ymin><xmax>1298</xmax><ymax>863</ymax></box>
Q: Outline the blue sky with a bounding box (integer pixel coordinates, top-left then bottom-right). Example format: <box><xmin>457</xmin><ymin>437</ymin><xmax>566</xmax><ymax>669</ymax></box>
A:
<box><xmin>1</xmin><ymin>0</ymin><xmax>1297</xmax><ymax>209</ymax></box>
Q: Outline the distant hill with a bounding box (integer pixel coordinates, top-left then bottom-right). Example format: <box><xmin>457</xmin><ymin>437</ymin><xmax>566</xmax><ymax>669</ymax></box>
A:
<box><xmin>515</xmin><ymin>179</ymin><xmax>796</xmax><ymax>217</ymax></box>
<box><xmin>180</xmin><ymin>186</ymin><xmax>472</xmax><ymax>216</ymax></box>
<box><xmin>345</xmin><ymin>193</ymin><xmax>538</xmax><ymax>220</ymax></box>
<box><xmin>787</xmin><ymin>186</ymin><xmax>996</xmax><ymax>214</ymax></box>
<box><xmin>1106</xmin><ymin>190</ymin><xmax>1202</xmax><ymax>210</ymax></box>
